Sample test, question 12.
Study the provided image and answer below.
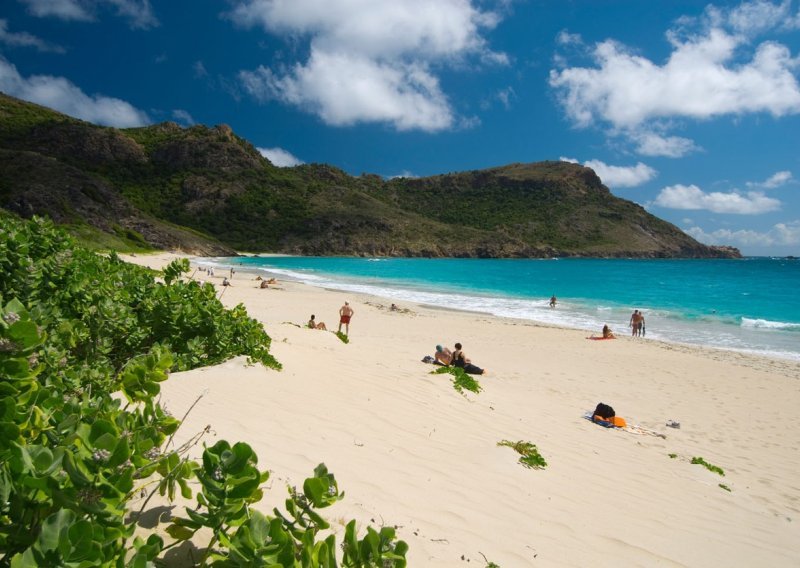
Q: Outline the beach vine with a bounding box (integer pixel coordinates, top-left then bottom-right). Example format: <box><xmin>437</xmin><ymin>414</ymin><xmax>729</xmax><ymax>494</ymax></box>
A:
<box><xmin>497</xmin><ymin>440</ymin><xmax>548</xmax><ymax>470</ymax></box>
<box><xmin>432</xmin><ymin>366</ymin><xmax>482</xmax><ymax>395</ymax></box>
<box><xmin>0</xmin><ymin>215</ymin><xmax>407</xmax><ymax>566</ymax></box>
<box><xmin>691</xmin><ymin>456</ymin><xmax>725</xmax><ymax>476</ymax></box>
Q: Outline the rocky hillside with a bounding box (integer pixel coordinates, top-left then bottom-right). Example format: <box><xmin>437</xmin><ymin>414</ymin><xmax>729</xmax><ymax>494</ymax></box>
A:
<box><xmin>0</xmin><ymin>93</ymin><xmax>739</xmax><ymax>258</ymax></box>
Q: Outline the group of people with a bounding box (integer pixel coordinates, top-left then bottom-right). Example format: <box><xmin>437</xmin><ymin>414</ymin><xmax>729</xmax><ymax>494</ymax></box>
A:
<box><xmin>433</xmin><ymin>343</ymin><xmax>485</xmax><ymax>375</ymax></box>
<box><xmin>596</xmin><ymin>309</ymin><xmax>646</xmax><ymax>339</ymax></box>
<box><xmin>308</xmin><ymin>302</ymin><xmax>355</xmax><ymax>335</ymax></box>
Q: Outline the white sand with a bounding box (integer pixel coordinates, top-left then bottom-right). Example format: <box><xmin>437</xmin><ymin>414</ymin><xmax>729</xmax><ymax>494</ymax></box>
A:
<box><xmin>124</xmin><ymin>253</ymin><xmax>800</xmax><ymax>567</ymax></box>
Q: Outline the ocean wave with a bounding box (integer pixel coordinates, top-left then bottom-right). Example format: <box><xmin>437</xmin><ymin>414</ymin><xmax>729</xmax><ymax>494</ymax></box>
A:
<box><xmin>740</xmin><ymin>318</ymin><xmax>800</xmax><ymax>331</ymax></box>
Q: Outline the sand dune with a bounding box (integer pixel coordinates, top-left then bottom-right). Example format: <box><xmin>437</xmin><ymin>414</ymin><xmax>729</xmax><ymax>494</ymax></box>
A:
<box><xmin>124</xmin><ymin>253</ymin><xmax>800</xmax><ymax>567</ymax></box>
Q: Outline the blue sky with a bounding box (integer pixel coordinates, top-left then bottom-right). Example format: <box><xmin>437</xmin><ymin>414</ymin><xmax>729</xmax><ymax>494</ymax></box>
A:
<box><xmin>1</xmin><ymin>0</ymin><xmax>799</xmax><ymax>255</ymax></box>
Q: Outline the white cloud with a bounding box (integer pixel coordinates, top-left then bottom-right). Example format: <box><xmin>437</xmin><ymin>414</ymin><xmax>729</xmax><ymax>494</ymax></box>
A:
<box><xmin>558</xmin><ymin>157</ymin><xmax>657</xmax><ymax>188</ymax></box>
<box><xmin>655</xmin><ymin>183</ymin><xmax>781</xmax><ymax>214</ymax></box>
<box><xmin>0</xmin><ymin>19</ymin><xmax>64</xmax><ymax>53</ymax></box>
<box><xmin>257</xmin><ymin>147</ymin><xmax>303</xmax><ymax>167</ymax></box>
<box><xmin>20</xmin><ymin>0</ymin><xmax>158</xmax><ymax>28</ymax></box>
<box><xmin>549</xmin><ymin>1</ymin><xmax>800</xmax><ymax>155</ymax></box>
<box><xmin>0</xmin><ymin>56</ymin><xmax>150</xmax><ymax>127</ymax></box>
<box><xmin>746</xmin><ymin>170</ymin><xmax>793</xmax><ymax>188</ymax></box>
<box><xmin>240</xmin><ymin>49</ymin><xmax>453</xmax><ymax>131</ymax></box>
<box><xmin>231</xmin><ymin>0</ymin><xmax>505</xmax><ymax>131</ymax></box>
<box><xmin>556</xmin><ymin>30</ymin><xmax>583</xmax><ymax>46</ymax></box>
<box><xmin>193</xmin><ymin>61</ymin><xmax>208</xmax><ymax>78</ymax></box>
<box><xmin>685</xmin><ymin>220</ymin><xmax>800</xmax><ymax>247</ymax></box>
<box><xmin>21</xmin><ymin>0</ymin><xmax>92</xmax><ymax>21</ymax></box>
<box><xmin>633</xmin><ymin>132</ymin><xmax>699</xmax><ymax>158</ymax></box>
<box><xmin>171</xmin><ymin>109</ymin><xmax>195</xmax><ymax>126</ymax></box>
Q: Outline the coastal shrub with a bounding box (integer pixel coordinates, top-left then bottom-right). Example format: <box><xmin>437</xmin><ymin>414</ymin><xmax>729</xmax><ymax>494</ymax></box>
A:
<box><xmin>0</xmin><ymin>215</ymin><xmax>407</xmax><ymax>566</ymax></box>
<box><xmin>432</xmin><ymin>366</ymin><xmax>482</xmax><ymax>395</ymax></box>
<box><xmin>497</xmin><ymin>440</ymin><xmax>548</xmax><ymax>470</ymax></box>
<box><xmin>335</xmin><ymin>330</ymin><xmax>350</xmax><ymax>344</ymax></box>
<box><xmin>691</xmin><ymin>457</ymin><xmax>725</xmax><ymax>476</ymax></box>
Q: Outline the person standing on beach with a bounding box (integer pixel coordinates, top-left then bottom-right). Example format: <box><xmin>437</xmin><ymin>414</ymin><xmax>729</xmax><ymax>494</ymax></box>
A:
<box><xmin>629</xmin><ymin>310</ymin><xmax>644</xmax><ymax>337</ymax></box>
<box><xmin>338</xmin><ymin>301</ymin><xmax>354</xmax><ymax>335</ymax></box>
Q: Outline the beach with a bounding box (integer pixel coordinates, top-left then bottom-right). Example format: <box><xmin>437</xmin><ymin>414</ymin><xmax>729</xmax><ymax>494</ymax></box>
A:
<box><xmin>123</xmin><ymin>253</ymin><xmax>800</xmax><ymax>567</ymax></box>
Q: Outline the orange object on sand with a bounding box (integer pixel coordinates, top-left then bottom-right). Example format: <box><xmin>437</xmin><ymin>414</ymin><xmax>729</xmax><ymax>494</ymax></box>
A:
<box><xmin>611</xmin><ymin>416</ymin><xmax>627</xmax><ymax>428</ymax></box>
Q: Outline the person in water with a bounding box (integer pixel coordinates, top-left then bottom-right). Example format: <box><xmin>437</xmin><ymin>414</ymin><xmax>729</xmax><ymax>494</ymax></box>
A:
<box><xmin>549</xmin><ymin>295</ymin><xmax>557</xmax><ymax>308</ymax></box>
<box><xmin>308</xmin><ymin>315</ymin><xmax>327</xmax><ymax>330</ymax></box>
<box><xmin>451</xmin><ymin>342</ymin><xmax>485</xmax><ymax>375</ymax></box>
<box><xmin>434</xmin><ymin>344</ymin><xmax>452</xmax><ymax>366</ymax></box>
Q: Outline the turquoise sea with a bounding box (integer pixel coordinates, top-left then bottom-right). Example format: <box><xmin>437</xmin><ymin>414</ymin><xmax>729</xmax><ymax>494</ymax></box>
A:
<box><xmin>210</xmin><ymin>256</ymin><xmax>800</xmax><ymax>361</ymax></box>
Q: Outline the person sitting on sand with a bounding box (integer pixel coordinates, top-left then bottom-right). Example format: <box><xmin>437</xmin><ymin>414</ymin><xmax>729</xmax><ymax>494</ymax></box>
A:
<box><xmin>222</xmin><ymin>277</ymin><xmax>231</xmax><ymax>286</ymax></box>
<box><xmin>602</xmin><ymin>324</ymin><xmax>615</xmax><ymax>339</ymax></box>
<box><xmin>308</xmin><ymin>315</ymin><xmax>327</xmax><ymax>330</ymax></box>
<box><xmin>260</xmin><ymin>280</ymin><xmax>269</xmax><ymax>289</ymax></box>
<box><xmin>434</xmin><ymin>344</ymin><xmax>452</xmax><ymax>366</ymax></box>
<box><xmin>451</xmin><ymin>342</ymin><xmax>485</xmax><ymax>375</ymax></box>
<box><xmin>267</xmin><ymin>277</ymin><xmax>277</xmax><ymax>284</ymax></box>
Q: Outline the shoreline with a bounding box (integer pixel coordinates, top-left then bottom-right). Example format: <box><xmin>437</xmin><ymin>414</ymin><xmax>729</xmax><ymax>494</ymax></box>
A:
<box><xmin>196</xmin><ymin>253</ymin><xmax>800</xmax><ymax>364</ymax></box>
<box><xmin>122</xmin><ymin>251</ymin><xmax>800</xmax><ymax>566</ymax></box>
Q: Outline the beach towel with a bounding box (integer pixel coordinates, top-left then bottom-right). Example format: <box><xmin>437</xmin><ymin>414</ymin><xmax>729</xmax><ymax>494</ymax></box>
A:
<box><xmin>583</xmin><ymin>412</ymin><xmax>626</xmax><ymax>428</ymax></box>
<box><xmin>587</xmin><ymin>336</ymin><xmax>615</xmax><ymax>340</ymax></box>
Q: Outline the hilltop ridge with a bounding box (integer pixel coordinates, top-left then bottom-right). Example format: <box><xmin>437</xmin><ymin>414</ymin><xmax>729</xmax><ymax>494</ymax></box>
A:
<box><xmin>0</xmin><ymin>92</ymin><xmax>739</xmax><ymax>258</ymax></box>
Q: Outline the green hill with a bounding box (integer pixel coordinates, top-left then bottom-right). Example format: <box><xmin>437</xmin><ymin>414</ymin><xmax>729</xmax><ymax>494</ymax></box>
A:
<box><xmin>0</xmin><ymin>92</ymin><xmax>739</xmax><ymax>258</ymax></box>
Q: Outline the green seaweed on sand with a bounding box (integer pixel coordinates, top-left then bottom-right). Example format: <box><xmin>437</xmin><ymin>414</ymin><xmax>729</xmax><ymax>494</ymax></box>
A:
<box><xmin>335</xmin><ymin>331</ymin><xmax>350</xmax><ymax>343</ymax></box>
<box><xmin>498</xmin><ymin>440</ymin><xmax>548</xmax><ymax>470</ymax></box>
<box><xmin>719</xmin><ymin>483</ymin><xmax>732</xmax><ymax>492</ymax></box>
<box><xmin>432</xmin><ymin>365</ymin><xmax>482</xmax><ymax>395</ymax></box>
<box><xmin>668</xmin><ymin>453</ymin><xmax>678</xmax><ymax>459</ymax></box>
<box><xmin>691</xmin><ymin>456</ymin><xmax>725</xmax><ymax>476</ymax></box>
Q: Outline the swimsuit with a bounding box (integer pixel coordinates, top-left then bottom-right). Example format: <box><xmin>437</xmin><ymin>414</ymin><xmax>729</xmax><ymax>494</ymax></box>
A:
<box><xmin>340</xmin><ymin>314</ymin><xmax>351</xmax><ymax>323</ymax></box>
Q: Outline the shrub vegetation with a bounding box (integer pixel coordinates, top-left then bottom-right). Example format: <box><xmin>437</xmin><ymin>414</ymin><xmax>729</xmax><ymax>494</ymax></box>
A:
<box><xmin>0</xmin><ymin>215</ymin><xmax>407</xmax><ymax>566</ymax></box>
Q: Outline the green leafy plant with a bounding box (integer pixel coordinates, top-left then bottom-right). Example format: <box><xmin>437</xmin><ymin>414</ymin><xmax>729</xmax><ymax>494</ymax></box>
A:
<box><xmin>498</xmin><ymin>440</ymin><xmax>547</xmax><ymax>470</ymax></box>
<box><xmin>432</xmin><ymin>366</ymin><xmax>482</xmax><ymax>395</ymax></box>
<box><xmin>691</xmin><ymin>457</ymin><xmax>725</xmax><ymax>476</ymax></box>
<box><xmin>0</xmin><ymin>215</ymin><xmax>408</xmax><ymax>566</ymax></box>
<box><xmin>668</xmin><ymin>453</ymin><xmax>677</xmax><ymax>459</ymax></box>
<box><xmin>719</xmin><ymin>483</ymin><xmax>731</xmax><ymax>492</ymax></box>
<box><xmin>334</xmin><ymin>331</ymin><xmax>350</xmax><ymax>344</ymax></box>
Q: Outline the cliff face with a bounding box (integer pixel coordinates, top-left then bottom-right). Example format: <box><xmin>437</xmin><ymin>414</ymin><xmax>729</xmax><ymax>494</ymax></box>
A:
<box><xmin>0</xmin><ymin>93</ymin><xmax>740</xmax><ymax>258</ymax></box>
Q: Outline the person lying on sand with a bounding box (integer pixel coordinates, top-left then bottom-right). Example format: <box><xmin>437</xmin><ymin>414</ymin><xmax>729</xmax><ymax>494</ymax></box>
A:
<box><xmin>308</xmin><ymin>315</ymin><xmax>327</xmax><ymax>330</ymax></box>
<box><xmin>434</xmin><ymin>344</ymin><xmax>452</xmax><ymax>366</ymax></box>
<box><xmin>451</xmin><ymin>342</ymin><xmax>485</xmax><ymax>375</ymax></box>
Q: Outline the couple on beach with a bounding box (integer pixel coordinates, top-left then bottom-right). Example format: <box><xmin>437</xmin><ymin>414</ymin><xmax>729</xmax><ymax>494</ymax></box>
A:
<box><xmin>630</xmin><ymin>309</ymin><xmax>646</xmax><ymax>337</ymax></box>
<box><xmin>434</xmin><ymin>343</ymin><xmax>485</xmax><ymax>375</ymax></box>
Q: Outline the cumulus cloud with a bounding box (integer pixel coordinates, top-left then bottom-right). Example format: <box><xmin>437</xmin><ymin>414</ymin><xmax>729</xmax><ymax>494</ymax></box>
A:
<box><xmin>20</xmin><ymin>0</ymin><xmax>158</xmax><ymax>29</ymax></box>
<box><xmin>654</xmin><ymin>183</ymin><xmax>781</xmax><ymax>214</ymax></box>
<box><xmin>746</xmin><ymin>170</ymin><xmax>793</xmax><ymax>189</ymax></box>
<box><xmin>549</xmin><ymin>0</ymin><xmax>800</xmax><ymax>155</ymax></box>
<box><xmin>257</xmin><ymin>147</ymin><xmax>303</xmax><ymax>167</ymax></box>
<box><xmin>231</xmin><ymin>0</ymin><xmax>505</xmax><ymax>131</ymax></box>
<box><xmin>0</xmin><ymin>56</ymin><xmax>150</xmax><ymax>127</ymax></box>
<box><xmin>559</xmin><ymin>157</ymin><xmax>657</xmax><ymax>188</ymax></box>
<box><xmin>0</xmin><ymin>19</ymin><xmax>64</xmax><ymax>53</ymax></box>
<box><xmin>684</xmin><ymin>220</ymin><xmax>800</xmax><ymax>247</ymax></box>
<box><xmin>632</xmin><ymin>132</ymin><xmax>700</xmax><ymax>158</ymax></box>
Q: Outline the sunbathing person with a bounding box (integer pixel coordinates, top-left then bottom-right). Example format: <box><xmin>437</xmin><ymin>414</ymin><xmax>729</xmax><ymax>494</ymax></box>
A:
<box><xmin>451</xmin><ymin>342</ymin><xmax>485</xmax><ymax>375</ymax></box>
<box><xmin>308</xmin><ymin>315</ymin><xmax>327</xmax><ymax>330</ymax></box>
<box><xmin>602</xmin><ymin>324</ymin><xmax>615</xmax><ymax>339</ymax></box>
<box><xmin>434</xmin><ymin>344</ymin><xmax>452</xmax><ymax>366</ymax></box>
